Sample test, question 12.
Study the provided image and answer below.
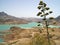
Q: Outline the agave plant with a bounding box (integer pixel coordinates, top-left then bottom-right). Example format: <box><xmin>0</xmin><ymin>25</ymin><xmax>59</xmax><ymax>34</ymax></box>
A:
<box><xmin>37</xmin><ymin>0</ymin><xmax>54</xmax><ymax>45</ymax></box>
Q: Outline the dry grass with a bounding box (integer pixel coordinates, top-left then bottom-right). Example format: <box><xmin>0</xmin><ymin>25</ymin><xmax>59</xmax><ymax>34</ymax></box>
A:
<box><xmin>3</xmin><ymin>27</ymin><xmax>60</xmax><ymax>45</ymax></box>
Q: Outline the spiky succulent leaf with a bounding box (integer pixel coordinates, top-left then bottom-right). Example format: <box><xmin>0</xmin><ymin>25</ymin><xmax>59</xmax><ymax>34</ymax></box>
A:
<box><xmin>39</xmin><ymin>1</ymin><xmax>44</xmax><ymax>5</ymax></box>
<box><xmin>41</xmin><ymin>9</ymin><xmax>44</xmax><ymax>12</ymax></box>
<box><xmin>49</xmin><ymin>11</ymin><xmax>53</xmax><ymax>14</ymax></box>
<box><xmin>37</xmin><ymin>24</ymin><xmax>40</xmax><ymax>26</ymax></box>
<box><xmin>45</xmin><ymin>13</ymin><xmax>49</xmax><ymax>15</ymax></box>
<box><xmin>43</xmin><ymin>3</ymin><xmax>46</xmax><ymax>7</ymax></box>
<box><xmin>43</xmin><ymin>18</ymin><xmax>46</xmax><ymax>20</ymax></box>
<box><xmin>41</xmin><ymin>15</ymin><xmax>44</xmax><ymax>17</ymax></box>
<box><xmin>49</xmin><ymin>17</ymin><xmax>54</xmax><ymax>20</ymax></box>
<box><xmin>37</xmin><ymin>12</ymin><xmax>42</xmax><ymax>16</ymax></box>
<box><xmin>37</xmin><ymin>6</ymin><xmax>41</xmax><ymax>9</ymax></box>
<box><xmin>45</xmin><ymin>7</ymin><xmax>50</xmax><ymax>10</ymax></box>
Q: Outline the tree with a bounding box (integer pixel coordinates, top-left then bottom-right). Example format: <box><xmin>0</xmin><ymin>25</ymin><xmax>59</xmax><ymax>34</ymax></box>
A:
<box><xmin>37</xmin><ymin>0</ymin><xmax>54</xmax><ymax>45</ymax></box>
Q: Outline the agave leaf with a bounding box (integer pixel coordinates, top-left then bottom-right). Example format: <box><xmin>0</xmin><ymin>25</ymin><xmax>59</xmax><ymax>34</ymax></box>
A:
<box><xmin>49</xmin><ymin>17</ymin><xmax>54</xmax><ymax>20</ymax></box>
<box><xmin>41</xmin><ymin>15</ymin><xmax>44</xmax><ymax>17</ymax></box>
<box><xmin>45</xmin><ymin>13</ymin><xmax>49</xmax><ymax>15</ymax></box>
<box><xmin>39</xmin><ymin>1</ymin><xmax>44</xmax><ymax>5</ymax></box>
<box><xmin>49</xmin><ymin>11</ymin><xmax>53</xmax><ymax>14</ymax></box>
<box><xmin>37</xmin><ymin>24</ymin><xmax>40</xmax><ymax>26</ymax></box>
<box><xmin>37</xmin><ymin>12</ymin><xmax>42</xmax><ymax>16</ymax></box>
<box><xmin>45</xmin><ymin>7</ymin><xmax>50</xmax><ymax>10</ymax></box>
<box><xmin>43</xmin><ymin>3</ymin><xmax>46</xmax><ymax>7</ymax></box>
<box><xmin>37</xmin><ymin>6</ymin><xmax>41</xmax><ymax>9</ymax></box>
<box><xmin>42</xmin><ymin>18</ymin><xmax>46</xmax><ymax>20</ymax></box>
<box><xmin>41</xmin><ymin>9</ymin><xmax>44</xmax><ymax>12</ymax></box>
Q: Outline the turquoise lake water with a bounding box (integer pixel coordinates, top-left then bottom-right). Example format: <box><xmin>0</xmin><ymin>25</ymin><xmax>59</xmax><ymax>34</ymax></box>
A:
<box><xmin>0</xmin><ymin>22</ymin><xmax>60</xmax><ymax>42</ymax></box>
<box><xmin>0</xmin><ymin>22</ymin><xmax>43</xmax><ymax>31</ymax></box>
<box><xmin>0</xmin><ymin>22</ymin><xmax>60</xmax><ymax>31</ymax></box>
<box><xmin>0</xmin><ymin>39</ymin><xmax>4</xmax><ymax>43</ymax></box>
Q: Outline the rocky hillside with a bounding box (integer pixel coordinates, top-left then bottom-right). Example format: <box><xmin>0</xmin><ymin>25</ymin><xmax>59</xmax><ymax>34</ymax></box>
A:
<box><xmin>0</xmin><ymin>12</ymin><xmax>29</xmax><ymax>24</ymax></box>
<box><xmin>55</xmin><ymin>16</ymin><xmax>60</xmax><ymax>22</ymax></box>
<box><xmin>0</xmin><ymin>12</ymin><xmax>60</xmax><ymax>25</ymax></box>
<box><xmin>0</xmin><ymin>12</ymin><xmax>42</xmax><ymax>24</ymax></box>
<box><xmin>21</xmin><ymin>17</ymin><xmax>42</xmax><ymax>22</ymax></box>
<box><xmin>53</xmin><ymin>16</ymin><xmax>60</xmax><ymax>25</ymax></box>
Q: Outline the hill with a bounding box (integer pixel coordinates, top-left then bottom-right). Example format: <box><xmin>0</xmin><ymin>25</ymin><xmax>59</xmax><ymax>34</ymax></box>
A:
<box><xmin>0</xmin><ymin>12</ymin><xmax>42</xmax><ymax>24</ymax></box>
<box><xmin>55</xmin><ymin>16</ymin><xmax>60</xmax><ymax>22</ymax></box>
<box><xmin>0</xmin><ymin>12</ymin><xmax>60</xmax><ymax>25</ymax></box>
<box><xmin>0</xmin><ymin>12</ymin><xmax>29</xmax><ymax>24</ymax></box>
<box><xmin>53</xmin><ymin>16</ymin><xmax>60</xmax><ymax>25</ymax></box>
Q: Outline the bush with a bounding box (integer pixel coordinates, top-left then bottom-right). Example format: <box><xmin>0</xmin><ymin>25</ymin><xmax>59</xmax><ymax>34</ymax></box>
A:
<box><xmin>31</xmin><ymin>33</ymin><xmax>56</xmax><ymax>45</ymax></box>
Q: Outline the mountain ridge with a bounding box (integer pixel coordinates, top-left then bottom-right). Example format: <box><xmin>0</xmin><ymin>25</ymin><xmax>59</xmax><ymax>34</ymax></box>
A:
<box><xmin>0</xmin><ymin>12</ymin><xmax>60</xmax><ymax>25</ymax></box>
<box><xmin>0</xmin><ymin>12</ymin><xmax>29</xmax><ymax>24</ymax></box>
<box><xmin>0</xmin><ymin>12</ymin><xmax>41</xmax><ymax>24</ymax></box>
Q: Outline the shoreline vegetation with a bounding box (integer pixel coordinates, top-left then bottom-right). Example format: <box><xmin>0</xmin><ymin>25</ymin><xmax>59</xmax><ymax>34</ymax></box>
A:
<box><xmin>0</xmin><ymin>26</ymin><xmax>60</xmax><ymax>45</ymax></box>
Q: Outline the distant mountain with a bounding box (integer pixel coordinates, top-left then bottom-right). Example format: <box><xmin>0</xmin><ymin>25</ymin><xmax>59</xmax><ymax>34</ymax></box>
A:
<box><xmin>0</xmin><ymin>12</ymin><xmax>28</xmax><ymax>24</ymax></box>
<box><xmin>1</xmin><ymin>11</ymin><xmax>60</xmax><ymax>25</ymax></box>
<box><xmin>54</xmin><ymin>16</ymin><xmax>60</xmax><ymax>25</ymax></box>
<box><xmin>55</xmin><ymin>16</ymin><xmax>60</xmax><ymax>22</ymax></box>
<box><xmin>21</xmin><ymin>17</ymin><xmax>42</xmax><ymax>22</ymax></box>
<box><xmin>0</xmin><ymin>12</ymin><xmax>42</xmax><ymax>24</ymax></box>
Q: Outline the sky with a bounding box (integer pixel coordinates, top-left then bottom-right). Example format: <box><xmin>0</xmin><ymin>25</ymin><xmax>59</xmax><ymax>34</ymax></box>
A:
<box><xmin>0</xmin><ymin>0</ymin><xmax>60</xmax><ymax>18</ymax></box>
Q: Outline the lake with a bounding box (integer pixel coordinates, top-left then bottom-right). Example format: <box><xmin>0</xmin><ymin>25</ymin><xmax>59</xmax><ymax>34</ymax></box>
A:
<box><xmin>0</xmin><ymin>39</ymin><xmax>4</xmax><ymax>43</ymax></box>
<box><xmin>0</xmin><ymin>22</ymin><xmax>60</xmax><ymax>31</ymax></box>
<box><xmin>0</xmin><ymin>22</ymin><xmax>43</xmax><ymax>31</ymax></box>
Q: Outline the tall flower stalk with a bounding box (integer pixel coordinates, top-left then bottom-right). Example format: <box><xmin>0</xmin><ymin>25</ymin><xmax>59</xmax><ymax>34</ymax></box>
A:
<box><xmin>37</xmin><ymin>0</ymin><xmax>54</xmax><ymax>45</ymax></box>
